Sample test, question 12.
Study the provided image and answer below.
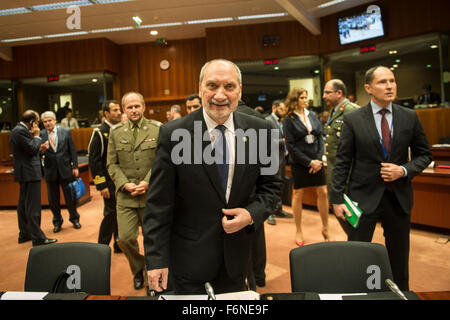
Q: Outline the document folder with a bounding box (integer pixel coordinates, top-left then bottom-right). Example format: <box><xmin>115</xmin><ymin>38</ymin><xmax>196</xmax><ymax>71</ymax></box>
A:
<box><xmin>343</xmin><ymin>194</ymin><xmax>362</xmax><ymax>229</ymax></box>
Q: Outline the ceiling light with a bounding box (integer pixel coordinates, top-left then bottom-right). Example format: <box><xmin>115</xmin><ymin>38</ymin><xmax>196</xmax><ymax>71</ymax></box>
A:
<box><xmin>0</xmin><ymin>7</ymin><xmax>31</xmax><ymax>16</ymax></box>
<box><xmin>44</xmin><ymin>31</ymin><xmax>89</xmax><ymax>38</ymax></box>
<box><xmin>426</xmin><ymin>64</ymin><xmax>432</xmax><ymax>68</ymax></box>
<box><xmin>140</xmin><ymin>22</ymin><xmax>183</xmax><ymax>28</ymax></box>
<box><xmin>91</xmin><ymin>26</ymin><xmax>133</xmax><ymax>33</ymax></box>
<box><xmin>317</xmin><ymin>0</ymin><xmax>346</xmax><ymax>9</ymax></box>
<box><xmin>314</xmin><ymin>70</ymin><xmax>320</xmax><ymax>74</ymax></box>
<box><xmin>389</xmin><ymin>50</ymin><xmax>398</xmax><ymax>55</ymax></box>
<box><xmin>185</xmin><ymin>17</ymin><xmax>233</xmax><ymax>24</ymax></box>
<box><xmin>32</xmin><ymin>1</ymin><xmax>92</xmax><ymax>11</ymax></box>
<box><xmin>237</xmin><ymin>13</ymin><xmax>288</xmax><ymax>20</ymax></box>
<box><xmin>1</xmin><ymin>36</ymin><xmax>43</xmax><ymax>43</ymax></box>
<box><xmin>390</xmin><ymin>67</ymin><xmax>395</xmax><ymax>71</ymax></box>
<box><xmin>395</xmin><ymin>59</ymin><xmax>401</xmax><ymax>63</ymax></box>
<box><xmin>150</xmin><ymin>30</ymin><xmax>158</xmax><ymax>35</ymax></box>
<box><xmin>430</xmin><ymin>44</ymin><xmax>438</xmax><ymax>49</ymax></box>
<box><xmin>92</xmin><ymin>78</ymin><xmax>98</xmax><ymax>82</ymax></box>
<box><xmin>274</xmin><ymin>66</ymin><xmax>279</xmax><ymax>70</ymax></box>
<box><xmin>393</xmin><ymin>64</ymin><xmax>398</xmax><ymax>68</ymax></box>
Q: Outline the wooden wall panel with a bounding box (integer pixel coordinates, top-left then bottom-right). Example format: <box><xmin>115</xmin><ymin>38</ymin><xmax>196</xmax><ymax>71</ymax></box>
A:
<box><xmin>135</xmin><ymin>38</ymin><xmax>206</xmax><ymax>101</ymax></box>
<box><xmin>206</xmin><ymin>21</ymin><xmax>320</xmax><ymax>61</ymax></box>
<box><xmin>416</xmin><ymin>108</ymin><xmax>450</xmax><ymax>145</ymax></box>
<box><xmin>6</xmin><ymin>38</ymin><xmax>119</xmax><ymax>79</ymax></box>
<box><xmin>118</xmin><ymin>44</ymin><xmax>140</xmax><ymax>94</ymax></box>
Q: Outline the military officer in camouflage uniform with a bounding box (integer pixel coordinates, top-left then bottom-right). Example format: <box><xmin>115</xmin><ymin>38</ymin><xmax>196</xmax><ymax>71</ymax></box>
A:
<box><xmin>88</xmin><ymin>100</ymin><xmax>122</xmax><ymax>253</ymax></box>
<box><xmin>322</xmin><ymin>79</ymin><xmax>359</xmax><ymax>235</ymax></box>
<box><xmin>107</xmin><ymin>92</ymin><xmax>161</xmax><ymax>291</ymax></box>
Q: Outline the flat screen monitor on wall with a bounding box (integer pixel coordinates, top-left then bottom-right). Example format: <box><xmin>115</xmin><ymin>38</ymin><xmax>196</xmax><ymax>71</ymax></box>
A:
<box><xmin>338</xmin><ymin>5</ymin><xmax>384</xmax><ymax>45</ymax></box>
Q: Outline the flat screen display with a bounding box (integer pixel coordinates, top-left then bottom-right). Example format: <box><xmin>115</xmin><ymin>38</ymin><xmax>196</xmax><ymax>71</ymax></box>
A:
<box><xmin>338</xmin><ymin>7</ymin><xmax>384</xmax><ymax>45</ymax></box>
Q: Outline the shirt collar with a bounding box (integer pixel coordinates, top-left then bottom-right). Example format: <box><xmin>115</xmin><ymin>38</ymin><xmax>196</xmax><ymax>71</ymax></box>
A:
<box><xmin>370</xmin><ymin>100</ymin><xmax>392</xmax><ymax>115</ymax></box>
<box><xmin>128</xmin><ymin>117</ymin><xmax>143</xmax><ymax>128</ymax></box>
<box><xmin>271</xmin><ymin>113</ymin><xmax>279</xmax><ymax>121</ymax></box>
<box><xmin>47</xmin><ymin>125</ymin><xmax>57</xmax><ymax>134</ymax></box>
<box><xmin>294</xmin><ymin>108</ymin><xmax>309</xmax><ymax>119</ymax></box>
<box><xmin>202</xmin><ymin>108</ymin><xmax>235</xmax><ymax>134</ymax></box>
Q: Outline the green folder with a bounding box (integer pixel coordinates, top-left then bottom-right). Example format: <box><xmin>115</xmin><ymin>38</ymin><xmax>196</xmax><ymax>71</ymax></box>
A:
<box><xmin>343</xmin><ymin>194</ymin><xmax>362</xmax><ymax>229</ymax></box>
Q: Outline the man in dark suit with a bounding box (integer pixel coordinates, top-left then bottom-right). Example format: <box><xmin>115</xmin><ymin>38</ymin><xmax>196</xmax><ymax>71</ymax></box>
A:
<box><xmin>40</xmin><ymin>111</ymin><xmax>81</xmax><ymax>233</ymax></box>
<box><xmin>9</xmin><ymin>110</ymin><xmax>57</xmax><ymax>246</ymax></box>
<box><xmin>265</xmin><ymin>100</ymin><xmax>293</xmax><ymax>224</ymax></box>
<box><xmin>143</xmin><ymin>59</ymin><xmax>281</xmax><ymax>295</ymax></box>
<box><xmin>331</xmin><ymin>66</ymin><xmax>432</xmax><ymax>291</ymax></box>
<box><xmin>88</xmin><ymin>100</ymin><xmax>122</xmax><ymax>253</ymax></box>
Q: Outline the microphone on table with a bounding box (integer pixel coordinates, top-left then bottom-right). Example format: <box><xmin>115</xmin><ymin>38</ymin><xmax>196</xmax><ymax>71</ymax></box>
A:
<box><xmin>385</xmin><ymin>278</ymin><xmax>408</xmax><ymax>300</ymax></box>
<box><xmin>205</xmin><ymin>282</ymin><xmax>216</xmax><ymax>300</ymax></box>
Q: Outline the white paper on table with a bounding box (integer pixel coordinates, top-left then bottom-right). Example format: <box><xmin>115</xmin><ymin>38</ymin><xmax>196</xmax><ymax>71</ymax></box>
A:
<box><xmin>319</xmin><ymin>293</ymin><xmax>367</xmax><ymax>300</ymax></box>
<box><xmin>216</xmin><ymin>290</ymin><xmax>260</xmax><ymax>300</ymax></box>
<box><xmin>1</xmin><ymin>291</ymin><xmax>48</xmax><ymax>300</ymax></box>
<box><xmin>158</xmin><ymin>294</ymin><xmax>208</xmax><ymax>300</ymax></box>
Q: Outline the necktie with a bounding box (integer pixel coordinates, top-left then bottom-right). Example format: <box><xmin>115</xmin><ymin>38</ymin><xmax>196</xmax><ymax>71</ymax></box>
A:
<box><xmin>379</xmin><ymin>109</ymin><xmax>391</xmax><ymax>159</ymax></box>
<box><xmin>132</xmin><ymin>124</ymin><xmax>138</xmax><ymax>140</ymax></box>
<box><xmin>49</xmin><ymin>131</ymin><xmax>56</xmax><ymax>151</ymax></box>
<box><xmin>214</xmin><ymin>125</ymin><xmax>229</xmax><ymax>193</ymax></box>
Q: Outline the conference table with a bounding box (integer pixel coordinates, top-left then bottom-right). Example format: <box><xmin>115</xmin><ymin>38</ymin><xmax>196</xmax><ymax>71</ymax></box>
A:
<box><xmin>83</xmin><ymin>291</ymin><xmax>450</xmax><ymax>300</ymax></box>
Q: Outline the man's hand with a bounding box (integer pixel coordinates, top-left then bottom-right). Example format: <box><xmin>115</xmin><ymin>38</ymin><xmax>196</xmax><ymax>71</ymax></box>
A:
<box><xmin>72</xmin><ymin>168</ymin><xmax>79</xmax><ymax>178</ymax></box>
<box><xmin>380</xmin><ymin>162</ymin><xmax>404</xmax><ymax>182</ymax></box>
<box><xmin>124</xmin><ymin>182</ymin><xmax>137</xmax><ymax>194</ymax></box>
<box><xmin>131</xmin><ymin>180</ymin><xmax>149</xmax><ymax>196</ymax></box>
<box><xmin>100</xmin><ymin>188</ymin><xmax>110</xmax><ymax>199</ymax></box>
<box><xmin>222</xmin><ymin>208</ymin><xmax>252</xmax><ymax>234</ymax></box>
<box><xmin>30</xmin><ymin>122</ymin><xmax>40</xmax><ymax>137</ymax></box>
<box><xmin>148</xmin><ymin>268</ymin><xmax>168</xmax><ymax>293</ymax></box>
<box><xmin>40</xmin><ymin>141</ymin><xmax>49</xmax><ymax>152</ymax></box>
<box><xmin>333</xmin><ymin>203</ymin><xmax>351</xmax><ymax>221</ymax></box>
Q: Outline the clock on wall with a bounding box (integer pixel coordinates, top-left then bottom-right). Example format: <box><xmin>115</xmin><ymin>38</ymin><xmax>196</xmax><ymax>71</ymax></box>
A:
<box><xmin>160</xmin><ymin>59</ymin><xmax>170</xmax><ymax>70</ymax></box>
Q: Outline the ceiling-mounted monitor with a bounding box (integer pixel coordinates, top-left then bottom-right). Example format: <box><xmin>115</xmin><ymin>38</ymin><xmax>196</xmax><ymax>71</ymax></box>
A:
<box><xmin>338</xmin><ymin>5</ymin><xmax>384</xmax><ymax>45</ymax></box>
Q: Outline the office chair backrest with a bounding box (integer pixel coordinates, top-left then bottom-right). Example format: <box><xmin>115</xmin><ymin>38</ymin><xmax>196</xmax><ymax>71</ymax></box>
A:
<box><xmin>25</xmin><ymin>242</ymin><xmax>111</xmax><ymax>295</ymax></box>
<box><xmin>290</xmin><ymin>241</ymin><xmax>393</xmax><ymax>293</ymax></box>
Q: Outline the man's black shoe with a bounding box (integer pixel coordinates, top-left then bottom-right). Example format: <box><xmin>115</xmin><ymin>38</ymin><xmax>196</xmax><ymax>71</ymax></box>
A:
<box><xmin>256</xmin><ymin>279</ymin><xmax>266</xmax><ymax>287</ymax></box>
<box><xmin>18</xmin><ymin>236</ymin><xmax>31</xmax><ymax>244</ymax></box>
<box><xmin>32</xmin><ymin>238</ymin><xmax>57</xmax><ymax>247</ymax></box>
<box><xmin>275</xmin><ymin>210</ymin><xmax>293</xmax><ymax>218</ymax></box>
<box><xmin>267</xmin><ymin>215</ymin><xmax>276</xmax><ymax>225</ymax></box>
<box><xmin>53</xmin><ymin>225</ymin><xmax>62</xmax><ymax>233</ymax></box>
<box><xmin>134</xmin><ymin>270</ymin><xmax>144</xmax><ymax>289</ymax></box>
<box><xmin>72</xmin><ymin>221</ymin><xmax>82</xmax><ymax>229</ymax></box>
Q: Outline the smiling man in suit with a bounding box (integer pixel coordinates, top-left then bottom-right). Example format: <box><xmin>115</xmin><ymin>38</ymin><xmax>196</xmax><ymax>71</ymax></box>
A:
<box><xmin>40</xmin><ymin>111</ymin><xmax>81</xmax><ymax>233</ymax></box>
<box><xmin>143</xmin><ymin>59</ymin><xmax>281</xmax><ymax>295</ymax></box>
<box><xmin>331</xmin><ymin>66</ymin><xmax>432</xmax><ymax>291</ymax></box>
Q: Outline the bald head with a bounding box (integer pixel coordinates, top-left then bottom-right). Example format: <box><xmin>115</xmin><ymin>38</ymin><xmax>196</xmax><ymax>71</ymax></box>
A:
<box><xmin>323</xmin><ymin>79</ymin><xmax>347</xmax><ymax>109</ymax></box>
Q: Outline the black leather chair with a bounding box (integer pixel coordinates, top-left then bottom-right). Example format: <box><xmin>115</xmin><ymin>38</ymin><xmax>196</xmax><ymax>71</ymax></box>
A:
<box><xmin>25</xmin><ymin>242</ymin><xmax>111</xmax><ymax>295</ymax></box>
<box><xmin>289</xmin><ymin>241</ymin><xmax>394</xmax><ymax>293</ymax></box>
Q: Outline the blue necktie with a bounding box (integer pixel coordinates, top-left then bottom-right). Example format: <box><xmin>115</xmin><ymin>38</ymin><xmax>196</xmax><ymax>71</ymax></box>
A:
<box><xmin>214</xmin><ymin>125</ymin><xmax>229</xmax><ymax>193</ymax></box>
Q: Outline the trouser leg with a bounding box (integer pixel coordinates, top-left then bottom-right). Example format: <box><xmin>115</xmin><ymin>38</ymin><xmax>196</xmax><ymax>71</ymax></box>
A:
<box><xmin>46</xmin><ymin>180</ymin><xmax>63</xmax><ymax>227</ymax></box>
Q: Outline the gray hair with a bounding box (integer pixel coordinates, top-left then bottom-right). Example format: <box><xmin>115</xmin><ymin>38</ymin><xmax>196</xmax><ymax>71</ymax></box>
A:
<box><xmin>170</xmin><ymin>104</ymin><xmax>181</xmax><ymax>113</ymax></box>
<box><xmin>41</xmin><ymin>111</ymin><xmax>56</xmax><ymax>119</ymax></box>
<box><xmin>199</xmin><ymin>59</ymin><xmax>242</xmax><ymax>85</ymax></box>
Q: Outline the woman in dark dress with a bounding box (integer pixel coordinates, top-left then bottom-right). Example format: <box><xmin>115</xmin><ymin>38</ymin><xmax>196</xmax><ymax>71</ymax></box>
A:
<box><xmin>284</xmin><ymin>88</ymin><xmax>331</xmax><ymax>246</ymax></box>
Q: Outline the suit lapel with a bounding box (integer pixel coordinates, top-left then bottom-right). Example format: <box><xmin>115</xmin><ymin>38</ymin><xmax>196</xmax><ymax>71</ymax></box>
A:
<box><xmin>55</xmin><ymin>127</ymin><xmax>62</xmax><ymax>152</ymax></box>
<box><xmin>389</xmin><ymin>104</ymin><xmax>402</xmax><ymax>161</ymax></box>
<box><xmin>362</xmin><ymin>105</ymin><xmax>385</xmax><ymax>160</ymax></box>
<box><xmin>228</xmin><ymin>112</ymin><xmax>248</xmax><ymax>206</ymax></box>
<box><xmin>190</xmin><ymin>112</ymin><xmax>227</xmax><ymax>204</ymax></box>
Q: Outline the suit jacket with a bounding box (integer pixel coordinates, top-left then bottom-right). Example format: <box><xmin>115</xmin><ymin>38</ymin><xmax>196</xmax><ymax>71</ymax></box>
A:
<box><xmin>9</xmin><ymin>123</ymin><xmax>43</xmax><ymax>182</ymax></box>
<box><xmin>107</xmin><ymin>118</ymin><xmax>160</xmax><ymax>208</ymax></box>
<box><xmin>143</xmin><ymin>109</ymin><xmax>281</xmax><ymax>282</ymax></box>
<box><xmin>40</xmin><ymin>127</ymin><xmax>78</xmax><ymax>182</ymax></box>
<box><xmin>284</xmin><ymin>111</ymin><xmax>324</xmax><ymax>167</ymax></box>
<box><xmin>330</xmin><ymin>103</ymin><xmax>432</xmax><ymax>215</ymax></box>
<box><xmin>88</xmin><ymin>121</ymin><xmax>113</xmax><ymax>191</ymax></box>
<box><xmin>265</xmin><ymin>113</ymin><xmax>286</xmax><ymax>168</ymax></box>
